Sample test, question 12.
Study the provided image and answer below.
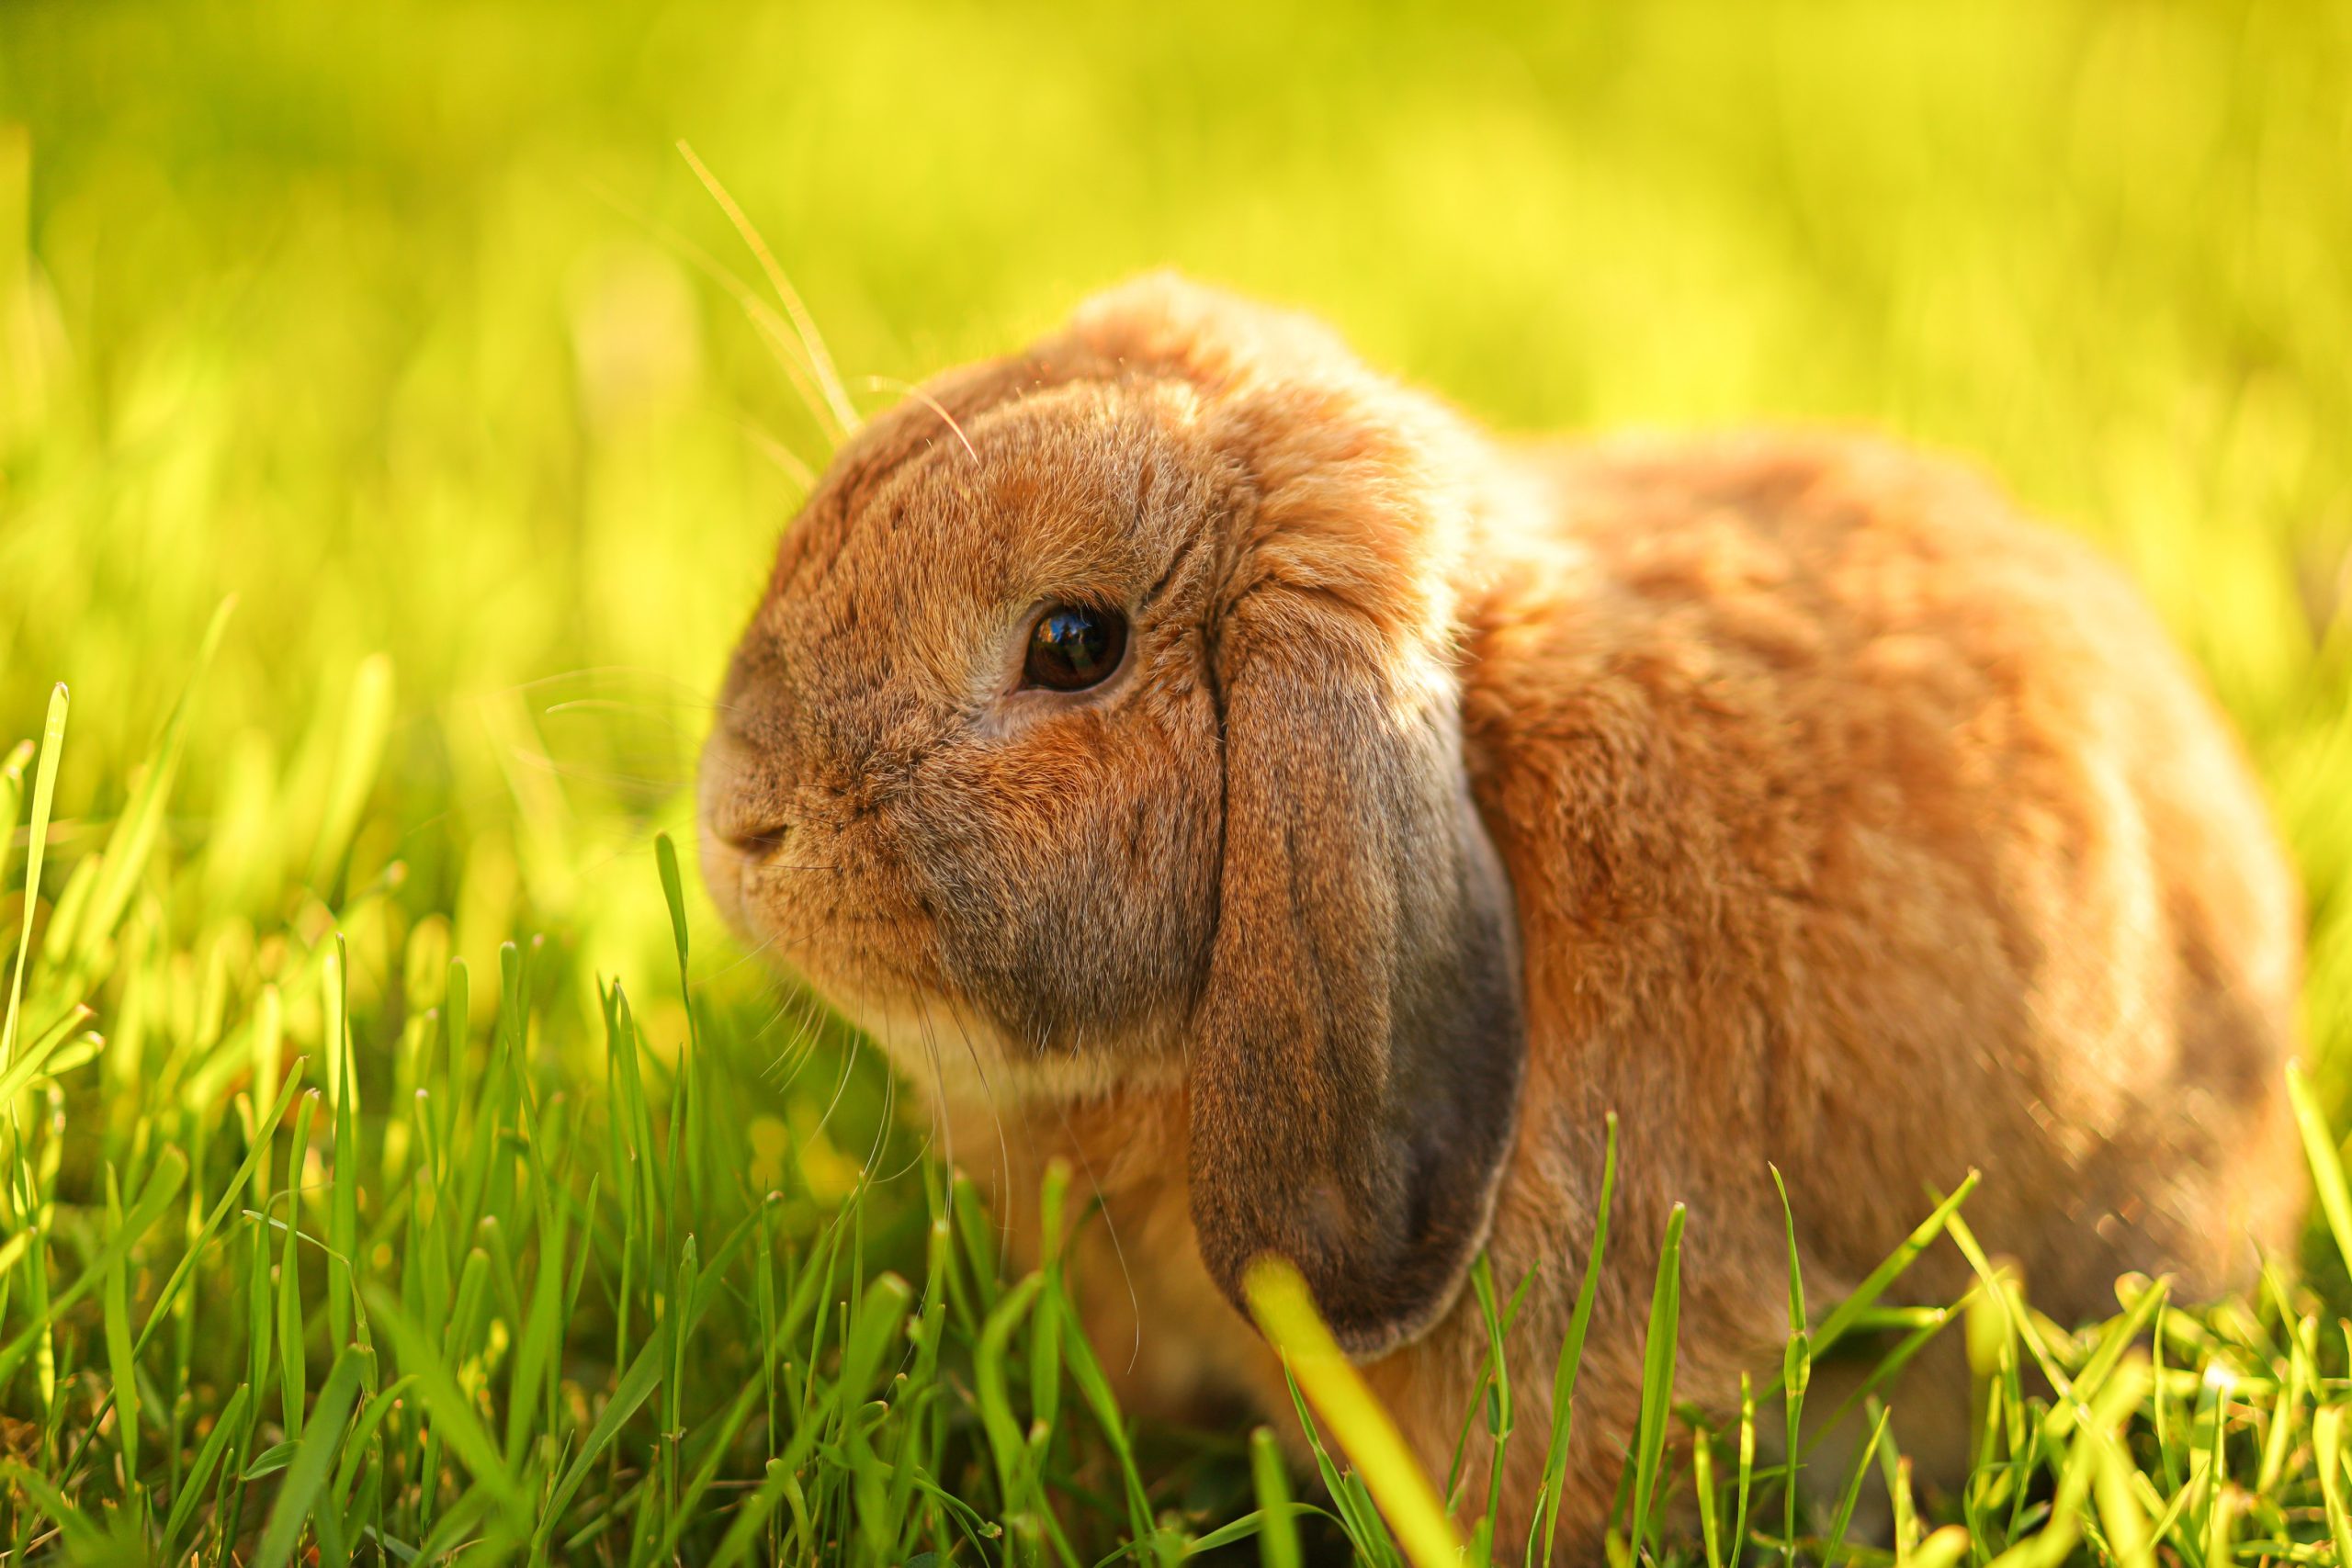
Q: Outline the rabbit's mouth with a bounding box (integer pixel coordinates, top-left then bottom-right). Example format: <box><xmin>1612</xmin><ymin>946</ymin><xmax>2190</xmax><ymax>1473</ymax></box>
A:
<box><xmin>698</xmin><ymin>730</ymin><xmax>944</xmax><ymax>995</ymax></box>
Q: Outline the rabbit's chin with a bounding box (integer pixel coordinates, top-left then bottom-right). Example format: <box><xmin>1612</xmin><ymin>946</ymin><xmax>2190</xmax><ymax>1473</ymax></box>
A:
<box><xmin>788</xmin><ymin>961</ymin><xmax>1189</xmax><ymax>1111</ymax></box>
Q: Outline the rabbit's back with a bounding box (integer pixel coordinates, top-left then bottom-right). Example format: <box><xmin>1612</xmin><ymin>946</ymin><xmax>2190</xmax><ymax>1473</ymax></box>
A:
<box><xmin>1463</xmin><ymin>430</ymin><xmax>2301</xmax><ymax>1324</ymax></box>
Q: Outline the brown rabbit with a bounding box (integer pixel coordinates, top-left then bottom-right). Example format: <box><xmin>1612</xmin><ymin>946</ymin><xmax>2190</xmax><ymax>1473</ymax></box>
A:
<box><xmin>698</xmin><ymin>274</ymin><xmax>2303</xmax><ymax>1551</ymax></box>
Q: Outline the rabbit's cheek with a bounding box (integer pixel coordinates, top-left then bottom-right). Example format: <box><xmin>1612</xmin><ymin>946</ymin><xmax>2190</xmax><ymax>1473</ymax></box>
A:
<box><xmin>899</xmin><ymin>766</ymin><xmax>1218</xmax><ymax>1074</ymax></box>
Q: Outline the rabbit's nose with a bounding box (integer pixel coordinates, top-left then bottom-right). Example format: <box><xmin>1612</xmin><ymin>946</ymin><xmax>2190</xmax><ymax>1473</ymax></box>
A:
<box><xmin>718</xmin><ymin>813</ymin><xmax>794</xmax><ymax>860</ymax></box>
<box><xmin>701</xmin><ymin>710</ymin><xmax>804</xmax><ymax>861</ymax></box>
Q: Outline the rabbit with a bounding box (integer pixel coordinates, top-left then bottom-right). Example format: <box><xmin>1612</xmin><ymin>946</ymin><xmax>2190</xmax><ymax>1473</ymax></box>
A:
<box><xmin>697</xmin><ymin>273</ymin><xmax>2304</xmax><ymax>1551</ymax></box>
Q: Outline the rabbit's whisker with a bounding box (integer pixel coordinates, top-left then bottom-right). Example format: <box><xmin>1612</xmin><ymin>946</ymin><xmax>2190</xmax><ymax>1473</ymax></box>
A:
<box><xmin>1048</xmin><ymin>1040</ymin><xmax>1147</xmax><ymax>1379</ymax></box>
<box><xmin>935</xmin><ymin>984</ymin><xmax>1016</xmax><ymax>1257</ymax></box>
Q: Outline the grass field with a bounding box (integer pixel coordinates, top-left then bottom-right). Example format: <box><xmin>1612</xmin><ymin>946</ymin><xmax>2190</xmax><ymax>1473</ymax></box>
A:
<box><xmin>4</xmin><ymin>1</ymin><xmax>2352</xmax><ymax>1562</ymax></box>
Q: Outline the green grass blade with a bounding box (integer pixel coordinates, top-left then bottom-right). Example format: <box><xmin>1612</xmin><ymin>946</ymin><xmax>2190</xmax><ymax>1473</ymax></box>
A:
<box><xmin>1771</xmin><ymin>1166</ymin><xmax>1812</xmax><ymax>1564</ymax></box>
<box><xmin>2316</xmin><ymin>1404</ymin><xmax>2352</xmax><ymax>1568</ymax></box>
<box><xmin>1</xmin><ymin>1458</ymin><xmax>113</xmax><ymax>1561</ymax></box>
<box><xmin>0</xmin><ymin>739</ymin><xmax>32</xmax><ymax>911</ymax></box>
<box><xmin>278</xmin><ymin>1095</ymin><xmax>316</xmax><ymax>1439</ymax></box>
<box><xmin>1822</xmin><ymin>1403</ymin><xmax>1891</xmax><ymax>1568</ymax></box>
<box><xmin>537</xmin><ymin>1315</ymin><xmax>674</xmax><ymax>1542</ymax></box>
<box><xmin>977</xmin><ymin>1270</ymin><xmax>1047</xmax><ymax>1520</ymax></box>
<box><xmin>0</xmin><ymin>1145</ymin><xmax>187</xmax><ymax>1388</ymax></box>
<box><xmin>136</xmin><ymin>1064</ymin><xmax>306</xmax><ymax>1359</ymax></box>
<box><xmin>2289</xmin><ymin>1062</ymin><xmax>2352</xmax><ymax>1271</ymax></box>
<box><xmin>254</xmin><ymin>1346</ymin><xmax>368</xmax><ymax>1568</ymax></box>
<box><xmin>1</xmin><ymin>683</ymin><xmax>67</xmax><ymax>1066</ymax></box>
<box><xmin>1250</xmin><ymin>1258</ymin><xmax>1443</xmax><ymax>1568</ymax></box>
<box><xmin>100</xmin><ymin>1165</ymin><xmax>141</xmax><ymax>1498</ymax></box>
<box><xmin>362</xmin><ymin>1284</ymin><xmax>529</xmax><ymax>1524</ymax></box>
<box><xmin>1628</xmin><ymin>1202</ymin><xmax>1687</xmax><ymax>1554</ymax></box>
<box><xmin>74</xmin><ymin>598</ymin><xmax>233</xmax><ymax>965</ymax></box>
<box><xmin>1733</xmin><ymin>1373</ymin><xmax>1757</xmax><ymax>1568</ymax></box>
<box><xmin>1810</xmin><ymin>1171</ymin><xmax>1980</xmax><ymax>1358</ymax></box>
<box><xmin>0</xmin><ymin>1000</ymin><xmax>95</xmax><ymax>1105</ymax></box>
<box><xmin>1056</xmin><ymin>1283</ymin><xmax>1155</xmax><ymax>1541</ymax></box>
<box><xmin>328</xmin><ymin>936</ymin><xmax>361</xmax><ymax>1352</ymax></box>
<box><xmin>1692</xmin><ymin>1414</ymin><xmax>1722</xmax><ymax>1568</ymax></box>
<box><xmin>331</xmin><ymin>1374</ymin><xmax>414</xmax><ymax>1521</ymax></box>
<box><xmin>645</xmin><ymin>1376</ymin><xmax>765</xmax><ymax>1565</ymax></box>
<box><xmin>707</xmin><ymin>1459</ymin><xmax>803</xmax><ymax>1568</ymax></box>
<box><xmin>1250</xmin><ymin>1425</ymin><xmax>1304</xmax><ymax>1568</ymax></box>
<box><xmin>1534</xmin><ymin>1110</ymin><xmax>1618</xmax><ymax>1567</ymax></box>
<box><xmin>307</xmin><ymin>652</ymin><xmax>395</xmax><ymax>889</ymax></box>
<box><xmin>161</xmin><ymin>1382</ymin><xmax>252</xmax><ymax>1559</ymax></box>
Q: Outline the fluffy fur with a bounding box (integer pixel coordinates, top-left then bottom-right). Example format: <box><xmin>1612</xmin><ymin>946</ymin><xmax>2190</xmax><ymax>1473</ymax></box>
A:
<box><xmin>699</xmin><ymin>274</ymin><xmax>2302</xmax><ymax>1550</ymax></box>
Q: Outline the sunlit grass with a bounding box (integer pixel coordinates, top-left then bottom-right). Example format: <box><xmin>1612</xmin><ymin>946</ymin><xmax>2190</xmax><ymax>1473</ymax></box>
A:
<box><xmin>4</xmin><ymin>0</ymin><xmax>2351</xmax><ymax>1561</ymax></box>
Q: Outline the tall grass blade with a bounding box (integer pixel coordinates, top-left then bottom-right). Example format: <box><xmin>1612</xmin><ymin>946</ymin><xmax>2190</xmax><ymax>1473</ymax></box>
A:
<box><xmin>75</xmin><ymin>599</ymin><xmax>233</xmax><ymax>964</ymax></box>
<box><xmin>1627</xmin><ymin>1202</ymin><xmax>1687</xmax><ymax>1557</ymax></box>
<box><xmin>1534</xmin><ymin>1111</ymin><xmax>1619</xmax><ymax>1566</ymax></box>
<box><xmin>1246</xmin><ymin>1256</ymin><xmax>1460</xmax><ymax>1568</ymax></box>
<box><xmin>254</xmin><ymin>1347</ymin><xmax>368</xmax><ymax>1568</ymax></box>
<box><xmin>362</xmin><ymin>1285</ymin><xmax>529</xmax><ymax>1524</ymax></box>
<box><xmin>1250</xmin><ymin>1424</ymin><xmax>1306</xmax><ymax>1568</ymax></box>
<box><xmin>1</xmin><ymin>684</ymin><xmax>67</xmax><ymax>1066</ymax></box>
<box><xmin>2289</xmin><ymin>1062</ymin><xmax>2352</xmax><ymax>1270</ymax></box>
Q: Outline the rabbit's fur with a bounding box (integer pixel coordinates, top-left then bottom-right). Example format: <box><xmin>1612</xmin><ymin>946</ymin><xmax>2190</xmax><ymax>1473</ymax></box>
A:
<box><xmin>700</xmin><ymin>275</ymin><xmax>2302</xmax><ymax>1548</ymax></box>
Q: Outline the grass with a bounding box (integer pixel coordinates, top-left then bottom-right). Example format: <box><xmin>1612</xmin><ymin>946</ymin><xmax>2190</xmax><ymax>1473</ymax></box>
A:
<box><xmin>3</xmin><ymin>0</ymin><xmax>2351</xmax><ymax>1562</ymax></box>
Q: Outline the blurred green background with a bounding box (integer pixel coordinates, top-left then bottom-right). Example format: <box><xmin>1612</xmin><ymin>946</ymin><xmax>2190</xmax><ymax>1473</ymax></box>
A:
<box><xmin>3</xmin><ymin>0</ymin><xmax>2347</xmax><ymax>1089</ymax></box>
<box><xmin>3</xmin><ymin>3</ymin><xmax>2352</xmax><ymax>1556</ymax></box>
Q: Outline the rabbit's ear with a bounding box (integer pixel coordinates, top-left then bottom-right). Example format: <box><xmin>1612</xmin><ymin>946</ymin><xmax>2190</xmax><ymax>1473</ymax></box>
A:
<box><xmin>1188</xmin><ymin>579</ymin><xmax>1525</xmax><ymax>1359</ymax></box>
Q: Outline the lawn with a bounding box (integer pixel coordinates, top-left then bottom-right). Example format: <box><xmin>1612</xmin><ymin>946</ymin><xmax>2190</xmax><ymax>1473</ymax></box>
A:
<box><xmin>2</xmin><ymin>0</ymin><xmax>2350</xmax><ymax>1562</ymax></box>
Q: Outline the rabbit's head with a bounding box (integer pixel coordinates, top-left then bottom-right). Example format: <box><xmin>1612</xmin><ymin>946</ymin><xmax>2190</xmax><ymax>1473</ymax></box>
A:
<box><xmin>700</xmin><ymin>275</ymin><xmax>1524</xmax><ymax>1355</ymax></box>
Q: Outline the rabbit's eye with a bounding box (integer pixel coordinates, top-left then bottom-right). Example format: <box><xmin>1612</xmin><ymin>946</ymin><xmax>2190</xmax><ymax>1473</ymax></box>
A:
<box><xmin>1023</xmin><ymin>604</ymin><xmax>1128</xmax><ymax>692</ymax></box>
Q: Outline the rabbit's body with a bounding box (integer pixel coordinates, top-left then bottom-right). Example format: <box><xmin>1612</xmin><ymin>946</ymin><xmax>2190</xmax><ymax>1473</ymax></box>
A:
<box><xmin>701</xmin><ymin>276</ymin><xmax>2302</xmax><ymax>1552</ymax></box>
<box><xmin>1479</xmin><ymin>433</ymin><xmax>2300</xmax><ymax>1318</ymax></box>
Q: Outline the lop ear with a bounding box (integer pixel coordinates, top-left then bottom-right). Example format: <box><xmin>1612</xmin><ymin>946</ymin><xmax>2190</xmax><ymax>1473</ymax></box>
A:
<box><xmin>1188</xmin><ymin>581</ymin><xmax>1526</xmax><ymax>1359</ymax></box>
